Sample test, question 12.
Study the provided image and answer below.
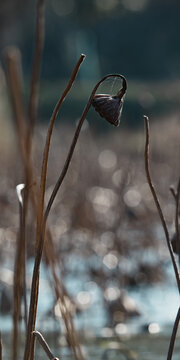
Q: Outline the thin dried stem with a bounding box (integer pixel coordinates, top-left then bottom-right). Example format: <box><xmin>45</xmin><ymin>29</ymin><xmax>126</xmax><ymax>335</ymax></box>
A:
<box><xmin>33</xmin><ymin>331</ymin><xmax>59</xmax><ymax>360</ymax></box>
<box><xmin>144</xmin><ymin>116</ymin><xmax>180</xmax><ymax>360</ymax></box>
<box><xmin>5</xmin><ymin>47</ymin><xmax>34</xmax><ymax>218</ymax></box>
<box><xmin>170</xmin><ymin>186</ymin><xmax>177</xmax><ymax>201</ymax></box>
<box><xmin>6</xmin><ymin>49</ymin><xmax>83</xmax><ymax>359</ymax></box>
<box><xmin>4</xmin><ymin>48</ymin><xmax>30</xmax><ymax>356</ymax></box>
<box><xmin>0</xmin><ymin>331</ymin><xmax>2</xmax><ymax>360</ymax></box>
<box><xmin>13</xmin><ymin>184</ymin><xmax>26</xmax><ymax>360</ymax></box>
<box><xmin>27</xmin><ymin>0</ymin><xmax>45</xmax><ymax>155</ymax></box>
<box><xmin>144</xmin><ymin>116</ymin><xmax>180</xmax><ymax>292</ymax></box>
<box><xmin>5</xmin><ymin>47</ymin><xmax>27</xmax><ymax>164</ymax></box>
<box><xmin>24</xmin><ymin>72</ymin><xmax>126</xmax><ymax>360</ymax></box>
<box><xmin>167</xmin><ymin>307</ymin><xmax>180</xmax><ymax>360</ymax></box>
<box><xmin>35</xmin><ymin>53</ymin><xmax>86</xmax><ymax>250</ymax></box>
<box><xmin>45</xmin><ymin>236</ymin><xmax>84</xmax><ymax>360</ymax></box>
<box><xmin>30</xmin><ymin>55</ymin><xmax>86</xmax><ymax>359</ymax></box>
<box><xmin>28</xmin><ymin>0</ymin><xmax>45</xmax><ymax>141</ymax></box>
<box><xmin>5</xmin><ymin>11</ymin><xmax>86</xmax><ymax>360</ymax></box>
<box><xmin>44</xmin><ymin>73</ymin><xmax>125</xmax><ymax>222</ymax></box>
<box><xmin>23</xmin><ymin>54</ymin><xmax>85</xmax><ymax>360</ymax></box>
<box><xmin>26</xmin><ymin>5</ymin><xmax>46</xmax><ymax>325</ymax></box>
<box><xmin>175</xmin><ymin>178</ymin><xmax>180</xmax><ymax>262</ymax></box>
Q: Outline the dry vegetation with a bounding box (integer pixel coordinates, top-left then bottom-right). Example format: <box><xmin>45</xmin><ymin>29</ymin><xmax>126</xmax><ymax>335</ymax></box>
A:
<box><xmin>0</xmin><ymin>0</ymin><xmax>180</xmax><ymax>360</ymax></box>
<box><xmin>0</xmin><ymin>116</ymin><xmax>179</xmax><ymax>359</ymax></box>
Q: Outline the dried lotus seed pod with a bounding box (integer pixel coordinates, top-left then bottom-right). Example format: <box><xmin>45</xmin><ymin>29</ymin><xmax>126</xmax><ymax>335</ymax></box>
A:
<box><xmin>92</xmin><ymin>75</ymin><xmax>127</xmax><ymax>127</ymax></box>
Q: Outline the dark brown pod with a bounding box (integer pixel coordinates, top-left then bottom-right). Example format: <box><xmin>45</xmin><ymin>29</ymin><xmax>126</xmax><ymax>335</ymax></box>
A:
<box><xmin>92</xmin><ymin>75</ymin><xmax>127</xmax><ymax>127</ymax></box>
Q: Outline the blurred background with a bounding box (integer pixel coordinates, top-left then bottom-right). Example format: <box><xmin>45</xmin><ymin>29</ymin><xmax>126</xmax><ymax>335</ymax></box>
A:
<box><xmin>1</xmin><ymin>0</ymin><xmax>180</xmax><ymax>126</ymax></box>
<box><xmin>0</xmin><ymin>1</ymin><xmax>180</xmax><ymax>358</ymax></box>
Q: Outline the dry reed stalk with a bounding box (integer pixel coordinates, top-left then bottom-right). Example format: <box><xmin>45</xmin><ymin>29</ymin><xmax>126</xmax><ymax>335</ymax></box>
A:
<box><xmin>33</xmin><ymin>331</ymin><xmax>59</xmax><ymax>360</ymax></box>
<box><xmin>144</xmin><ymin>116</ymin><xmax>180</xmax><ymax>292</ymax></box>
<box><xmin>5</xmin><ymin>50</ymin><xmax>37</xmax><ymax>279</ymax></box>
<box><xmin>144</xmin><ymin>116</ymin><xmax>180</xmax><ymax>360</ymax></box>
<box><xmin>170</xmin><ymin>186</ymin><xmax>177</xmax><ymax>201</ymax></box>
<box><xmin>33</xmin><ymin>203</ymin><xmax>84</xmax><ymax>359</ymax></box>
<box><xmin>4</xmin><ymin>45</ymin><xmax>38</xmax><ymax>190</ymax></box>
<box><xmin>0</xmin><ymin>331</ymin><xmax>2</xmax><ymax>360</ymax></box>
<box><xmin>27</xmin><ymin>0</ymin><xmax>45</xmax><ymax>151</ymax></box>
<box><xmin>167</xmin><ymin>306</ymin><xmax>180</xmax><ymax>360</ymax></box>
<box><xmin>32</xmin><ymin>188</ymin><xmax>84</xmax><ymax>359</ymax></box>
<box><xmin>175</xmin><ymin>179</ymin><xmax>180</xmax><ymax>262</ymax></box>
<box><xmin>4</xmin><ymin>46</ymin><xmax>36</xmax><ymax>219</ymax></box>
<box><xmin>5</xmin><ymin>48</ymin><xmax>27</xmax><ymax>166</ymax></box>
<box><xmin>34</xmin><ymin>53</ymin><xmax>86</xmax><ymax>250</ymax></box>
<box><xmin>5</xmin><ymin>1</ymin><xmax>45</xmax><ymax>330</ymax></box>
<box><xmin>44</xmin><ymin>234</ymin><xmax>84</xmax><ymax>360</ymax></box>
<box><xmin>43</xmin><ymin>73</ymin><xmax>125</xmax><ymax>222</ymax></box>
<box><xmin>5</xmin><ymin>7</ymin><xmax>46</xmax><ymax>355</ymax></box>
<box><xmin>167</xmin><ymin>179</ymin><xmax>180</xmax><ymax>360</ymax></box>
<box><xmin>5</xmin><ymin>46</ymin><xmax>85</xmax><ymax>359</ymax></box>
<box><xmin>26</xmin><ymin>2</ymin><xmax>45</xmax><ymax>357</ymax></box>
<box><xmin>30</xmin><ymin>183</ymin><xmax>84</xmax><ymax>358</ymax></box>
<box><xmin>12</xmin><ymin>184</ymin><xmax>27</xmax><ymax>360</ymax></box>
<box><xmin>13</xmin><ymin>10</ymin><xmax>83</xmax><ymax>359</ymax></box>
<box><xmin>23</xmin><ymin>54</ymin><xmax>86</xmax><ymax>360</ymax></box>
<box><xmin>24</xmin><ymin>72</ymin><xmax>126</xmax><ymax>360</ymax></box>
<box><xmin>4</xmin><ymin>48</ymin><xmax>30</xmax><ymax>360</ymax></box>
<box><xmin>5</xmin><ymin>9</ymin><xmax>127</xmax><ymax>360</ymax></box>
<box><xmin>46</xmin><ymin>247</ymin><xmax>83</xmax><ymax>360</ymax></box>
<box><xmin>3</xmin><ymin>1</ymin><xmax>126</xmax><ymax>359</ymax></box>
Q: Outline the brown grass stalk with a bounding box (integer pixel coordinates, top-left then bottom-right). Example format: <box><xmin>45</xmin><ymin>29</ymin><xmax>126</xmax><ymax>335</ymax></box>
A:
<box><xmin>5</xmin><ymin>48</ymin><xmax>27</xmax><ymax>167</ymax></box>
<box><xmin>144</xmin><ymin>115</ymin><xmax>180</xmax><ymax>292</ymax></box>
<box><xmin>27</xmin><ymin>0</ymin><xmax>45</xmax><ymax>149</ymax></box>
<box><xmin>4</xmin><ymin>48</ymin><xmax>30</xmax><ymax>359</ymax></box>
<box><xmin>5</xmin><ymin>45</ymin><xmax>85</xmax><ymax>360</ymax></box>
<box><xmin>4</xmin><ymin>46</ymin><xmax>35</xmax><ymax>209</ymax></box>
<box><xmin>0</xmin><ymin>331</ymin><xmax>2</xmax><ymax>360</ymax></box>
<box><xmin>25</xmin><ymin>0</ymin><xmax>46</xmax><ymax>277</ymax></box>
<box><xmin>5</xmin><ymin>40</ymin><xmax>126</xmax><ymax>360</ymax></box>
<box><xmin>43</xmin><ymin>73</ymin><xmax>125</xmax><ymax>222</ymax></box>
<box><xmin>35</xmin><ymin>53</ymin><xmax>86</xmax><ymax>250</ymax></box>
<box><xmin>175</xmin><ymin>178</ymin><xmax>180</xmax><ymax>262</ymax></box>
<box><xmin>144</xmin><ymin>115</ymin><xmax>180</xmax><ymax>360</ymax></box>
<box><xmin>170</xmin><ymin>186</ymin><xmax>177</xmax><ymax>201</ymax></box>
<box><xmin>13</xmin><ymin>184</ymin><xmax>27</xmax><ymax>360</ymax></box>
<box><xmin>44</xmin><ymin>234</ymin><xmax>84</xmax><ymax>360</ymax></box>
<box><xmin>24</xmin><ymin>73</ymin><xmax>125</xmax><ymax>360</ymax></box>
<box><xmin>167</xmin><ymin>306</ymin><xmax>180</xmax><ymax>360</ymax></box>
<box><xmin>33</xmin><ymin>331</ymin><xmax>59</xmax><ymax>360</ymax></box>
<box><xmin>166</xmin><ymin>179</ymin><xmax>180</xmax><ymax>360</ymax></box>
<box><xmin>23</xmin><ymin>54</ymin><xmax>86</xmax><ymax>360</ymax></box>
